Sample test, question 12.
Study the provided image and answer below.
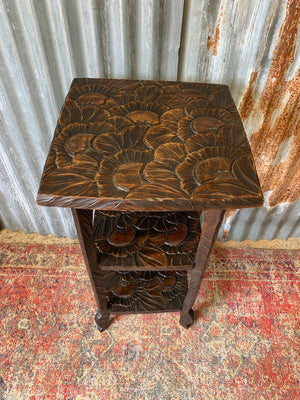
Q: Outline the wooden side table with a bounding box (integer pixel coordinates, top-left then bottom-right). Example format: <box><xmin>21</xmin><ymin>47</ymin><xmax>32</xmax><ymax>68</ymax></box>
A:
<box><xmin>37</xmin><ymin>78</ymin><xmax>263</xmax><ymax>331</ymax></box>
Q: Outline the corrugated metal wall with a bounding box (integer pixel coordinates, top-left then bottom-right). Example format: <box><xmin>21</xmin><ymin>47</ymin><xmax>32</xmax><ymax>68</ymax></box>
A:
<box><xmin>0</xmin><ymin>0</ymin><xmax>299</xmax><ymax>240</ymax></box>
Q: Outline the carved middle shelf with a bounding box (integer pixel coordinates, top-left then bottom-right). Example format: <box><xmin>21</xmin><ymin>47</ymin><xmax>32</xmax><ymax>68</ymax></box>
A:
<box><xmin>92</xmin><ymin>210</ymin><xmax>201</xmax><ymax>314</ymax></box>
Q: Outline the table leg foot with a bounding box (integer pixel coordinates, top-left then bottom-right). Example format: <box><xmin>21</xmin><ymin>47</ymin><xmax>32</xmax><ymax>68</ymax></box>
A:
<box><xmin>180</xmin><ymin>309</ymin><xmax>195</xmax><ymax>329</ymax></box>
<box><xmin>95</xmin><ymin>311</ymin><xmax>110</xmax><ymax>332</ymax></box>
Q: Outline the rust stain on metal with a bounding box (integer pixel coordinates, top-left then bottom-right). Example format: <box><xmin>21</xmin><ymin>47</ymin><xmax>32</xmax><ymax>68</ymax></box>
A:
<box><xmin>223</xmin><ymin>209</ymin><xmax>236</xmax><ymax>239</ymax></box>
<box><xmin>239</xmin><ymin>71</ymin><xmax>258</xmax><ymax>121</ymax></box>
<box><xmin>207</xmin><ymin>11</ymin><xmax>222</xmax><ymax>56</ymax></box>
<box><xmin>222</xmin><ymin>228</ymin><xmax>229</xmax><ymax>239</ymax></box>
<box><xmin>239</xmin><ymin>4</ymin><xmax>277</xmax><ymax>122</ymax></box>
<box><xmin>241</xmin><ymin>0</ymin><xmax>300</xmax><ymax>207</ymax></box>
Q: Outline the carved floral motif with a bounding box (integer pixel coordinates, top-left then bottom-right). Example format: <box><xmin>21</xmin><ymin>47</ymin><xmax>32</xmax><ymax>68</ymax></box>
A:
<box><xmin>94</xmin><ymin>211</ymin><xmax>201</xmax><ymax>268</ymax></box>
<box><xmin>38</xmin><ymin>79</ymin><xmax>263</xmax><ymax>208</ymax></box>
<box><xmin>100</xmin><ymin>270</ymin><xmax>188</xmax><ymax>313</ymax></box>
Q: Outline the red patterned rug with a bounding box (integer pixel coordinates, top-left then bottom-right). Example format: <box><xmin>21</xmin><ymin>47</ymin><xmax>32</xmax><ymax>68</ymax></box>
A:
<box><xmin>0</xmin><ymin>243</ymin><xmax>299</xmax><ymax>399</ymax></box>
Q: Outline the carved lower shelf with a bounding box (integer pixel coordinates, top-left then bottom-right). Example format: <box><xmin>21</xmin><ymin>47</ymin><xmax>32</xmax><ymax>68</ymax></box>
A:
<box><xmin>94</xmin><ymin>211</ymin><xmax>201</xmax><ymax>271</ymax></box>
<box><xmin>93</xmin><ymin>270</ymin><xmax>188</xmax><ymax>314</ymax></box>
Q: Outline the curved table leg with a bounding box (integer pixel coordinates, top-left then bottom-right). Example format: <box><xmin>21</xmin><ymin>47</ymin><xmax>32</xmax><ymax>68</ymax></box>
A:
<box><xmin>180</xmin><ymin>209</ymin><xmax>225</xmax><ymax>328</ymax></box>
<box><xmin>72</xmin><ymin>209</ymin><xmax>110</xmax><ymax>332</ymax></box>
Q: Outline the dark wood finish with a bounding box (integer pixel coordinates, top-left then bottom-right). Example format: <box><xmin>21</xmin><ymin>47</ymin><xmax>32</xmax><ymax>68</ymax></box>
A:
<box><xmin>72</xmin><ymin>209</ymin><xmax>110</xmax><ymax>331</ymax></box>
<box><xmin>37</xmin><ymin>78</ymin><xmax>263</xmax><ymax>331</ymax></box>
<box><xmin>72</xmin><ymin>208</ymin><xmax>192</xmax><ymax>329</ymax></box>
<box><xmin>94</xmin><ymin>210</ymin><xmax>201</xmax><ymax>270</ymax></box>
<box><xmin>37</xmin><ymin>78</ymin><xmax>263</xmax><ymax>211</ymax></box>
<box><xmin>97</xmin><ymin>270</ymin><xmax>188</xmax><ymax>314</ymax></box>
<box><xmin>180</xmin><ymin>209</ymin><xmax>225</xmax><ymax>328</ymax></box>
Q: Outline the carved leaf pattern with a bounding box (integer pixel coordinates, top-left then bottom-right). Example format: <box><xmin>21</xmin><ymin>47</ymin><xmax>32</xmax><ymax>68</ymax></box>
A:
<box><xmin>94</xmin><ymin>210</ymin><xmax>201</xmax><ymax>268</ymax></box>
<box><xmin>38</xmin><ymin>79</ymin><xmax>263</xmax><ymax>208</ymax></box>
<box><xmin>97</xmin><ymin>270</ymin><xmax>188</xmax><ymax>313</ymax></box>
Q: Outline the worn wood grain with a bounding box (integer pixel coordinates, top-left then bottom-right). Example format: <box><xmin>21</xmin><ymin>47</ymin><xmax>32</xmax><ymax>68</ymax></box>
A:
<box><xmin>180</xmin><ymin>209</ymin><xmax>225</xmax><ymax>328</ymax></box>
<box><xmin>37</xmin><ymin>78</ymin><xmax>263</xmax><ymax>211</ymax></box>
<box><xmin>94</xmin><ymin>210</ymin><xmax>201</xmax><ymax>270</ymax></box>
<box><xmin>100</xmin><ymin>270</ymin><xmax>188</xmax><ymax>314</ymax></box>
<box><xmin>72</xmin><ymin>209</ymin><xmax>110</xmax><ymax>332</ymax></box>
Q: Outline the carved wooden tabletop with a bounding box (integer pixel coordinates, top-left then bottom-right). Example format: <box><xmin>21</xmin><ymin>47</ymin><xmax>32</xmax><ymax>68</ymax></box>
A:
<box><xmin>37</xmin><ymin>78</ymin><xmax>263</xmax><ymax>211</ymax></box>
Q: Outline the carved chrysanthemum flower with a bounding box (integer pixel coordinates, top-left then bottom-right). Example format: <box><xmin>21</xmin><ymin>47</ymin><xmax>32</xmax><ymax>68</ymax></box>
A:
<box><xmin>110</xmin><ymin>101</ymin><xmax>168</xmax><ymax>126</ymax></box>
<box><xmin>68</xmin><ymin>84</ymin><xmax>117</xmax><ymax>105</ymax></box>
<box><xmin>56</xmin><ymin>99</ymin><xmax>111</xmax><ymax>133</ymax></box>
<box><xmin>96</xmin><ymin>130</ymin><xmax>189</xmax><ymax>199</ymax></box>
<box><xmin>143</xmin><ymin>109</ymin><xmax>185</xmax><ymax>149</ymax></box>
<box><xmin>177</xmin><ymin>147</ymin><xmax>235</xmax><ymax>194</ymax></box>
<box><xmin>40</xmin><ymin>162</ymin><xmax>100</xmax><ymax>197</ymax></box>
<box><xmin>177</xmin><ymin>151</ymin><xmax>260</xmax><ymax>199</ymax></box>
<box><xmin>143</xmin><ymin>98</ymin><xmax>242</xmax><ymax>150</ymax></box>
<box><xmin>147</xmin><ymin>213</ymin><xmax>201</xmax><ymax>266</ymax></box>
<box><xmin>53</xmin><ymin>122</ymin><xmax>108</xmax><ymax>167</ymax></box>
<box><xmin>185</xmin><ymin>124</ymin><xmax>250</xmax><ymax>153</ymax></box>
<box><xmin>94</xmin><ymin>211</ymin><xmax>167</xmax><ymax>268</ymax></box>
<box><xmin>102</xmin><ymin>269</ymin><xmax>187</xmax><ymax>312</ymax></box>
<box><xmin>108</xmin><ymin>85</ymin><xmax>161</xmax><ymax>105</ymax></box>
<box><xmin>96</xmin><ymin>228</ymin><xmax>149</xmax><ymax>259</ymax></box>
<box><xmin>53</xmin><ymin>115</ymin><xmax>135</xmax><ymax>168</ymax></box>
<box><xmin>94</xmin><ymin>211</ymin><xmax>200</xmax><ymax>269</ymax></box>
<box><xmin>108</xmin><ymin>86</ymin><xmax>169</xmax><ymax>126</ymax></box>
<box><xmin>96</xmin><ymin>149</ymin><xmax>154</xmax><ymax>198</ymax></box>
<box><xmin>178</xmin><ymin>108</ymin><xmax>240</xmax><ymax>141</ymax></box>
<box><xmin>126</xmin><ymin>143</ymin><xmax>188</xmax><ymax>199</ymax></box>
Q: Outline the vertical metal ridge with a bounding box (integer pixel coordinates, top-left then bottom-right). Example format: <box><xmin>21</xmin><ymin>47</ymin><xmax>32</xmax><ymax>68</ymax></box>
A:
<box><xmin>83</xmin><ymin>0</ymin><xmax>105</xmax><ymax>77</ymax></box>
<box><xmin>135</xmin><ymin>0</ymin><xmax>157</xmax><ymax>79</ymax></box>
<box><xmin>100</xmin><ymin>0</ymin><xmax>131</xmax><ymax>78</ymax></box>
<box><xmin>161</xmin><ymin>0</ymin><xmax>184</xmax><ymax>81</ymax></box>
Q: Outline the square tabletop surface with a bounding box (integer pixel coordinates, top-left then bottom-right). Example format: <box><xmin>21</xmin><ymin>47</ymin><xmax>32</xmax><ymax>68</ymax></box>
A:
<box><xmin>37</xmin><ymin>78</ymin><xmax>263</xmax><ymax>211</ymax></box>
